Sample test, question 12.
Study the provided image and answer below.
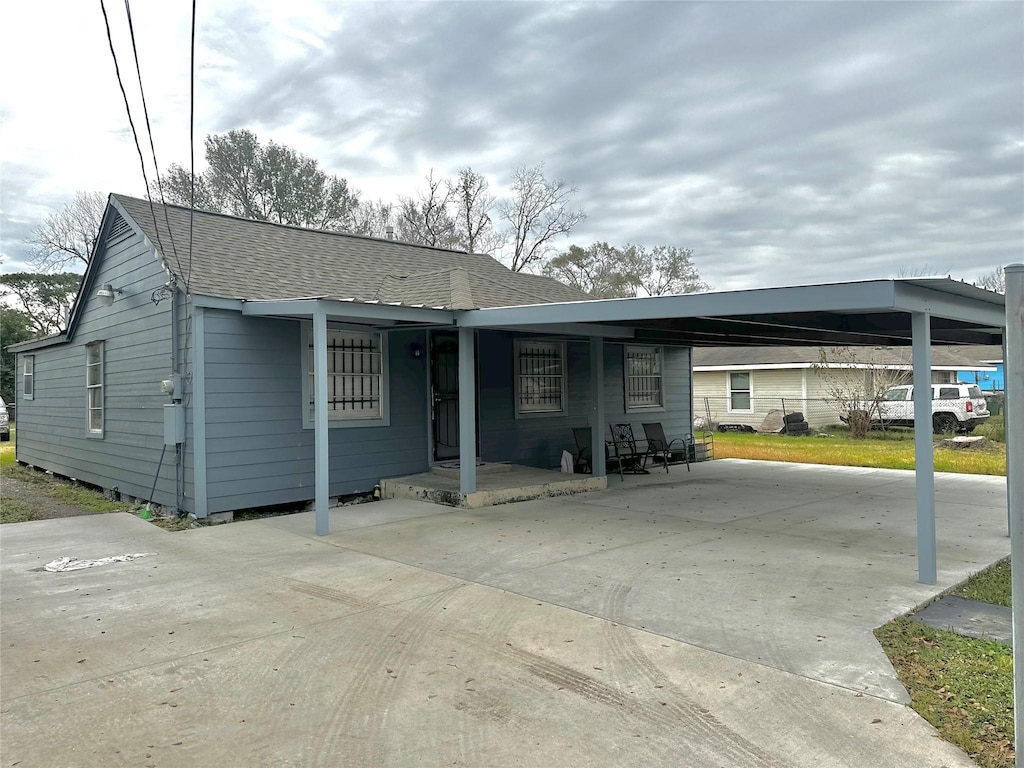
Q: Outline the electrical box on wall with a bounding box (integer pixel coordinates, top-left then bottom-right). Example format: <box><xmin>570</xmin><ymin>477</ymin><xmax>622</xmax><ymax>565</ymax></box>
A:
<box><xmin>163</xmin><ymin>403</ymin><xmax>185</xmax><ymax>445</ymax></box>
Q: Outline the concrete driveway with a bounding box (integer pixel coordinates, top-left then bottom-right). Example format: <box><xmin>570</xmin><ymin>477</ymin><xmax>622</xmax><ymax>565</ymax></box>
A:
<box><xmin>1</xmin><ymin>460</ymin><xmax>1008</xmax><ymax>767</ymax></box>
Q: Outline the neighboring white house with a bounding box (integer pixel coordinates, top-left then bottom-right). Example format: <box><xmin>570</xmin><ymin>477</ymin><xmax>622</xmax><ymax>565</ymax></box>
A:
<box><xmin>692</xmin><ymin>345</ymin><xmax>999</xmax><ymax>430</ymax></box>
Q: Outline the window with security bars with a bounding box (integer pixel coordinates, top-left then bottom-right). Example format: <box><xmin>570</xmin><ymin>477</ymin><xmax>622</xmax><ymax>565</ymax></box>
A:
<box><xmin>86</xmin><ymin>342</ymin><xmax>104</xmax><ymax>433</ymax></box>
<box><xmin>516</xmin><ymin>340</ymin><xmax>565</xmax><ymax>415</ymax></box>
<box><xmin>625</xmin><ymin>346</ymin><xmax>663</xmax><ymax>410</ymax></box>
<box><xmin>307</xmin><ymin>330</ymin><xmax>384</xmax><ymax>420</ymax></box>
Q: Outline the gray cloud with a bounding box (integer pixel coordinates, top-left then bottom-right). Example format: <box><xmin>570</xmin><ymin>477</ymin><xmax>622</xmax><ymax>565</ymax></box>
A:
<box><xmin>4</xmin><ymin>1</ymin><xmax>1021</xmax><ymax>292</ymax></box>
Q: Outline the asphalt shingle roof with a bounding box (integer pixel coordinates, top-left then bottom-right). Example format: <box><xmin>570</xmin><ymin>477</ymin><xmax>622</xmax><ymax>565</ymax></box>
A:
<box><xmin>112</xmin><ymin>195</ymin><xmax>588</xmax><ymax>309</ymax></box>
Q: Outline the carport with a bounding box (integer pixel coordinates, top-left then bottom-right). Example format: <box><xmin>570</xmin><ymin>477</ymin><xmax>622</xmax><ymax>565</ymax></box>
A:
<box><xmin>453</xmin><ymin>276</ymin><xmax>1009</xmax><ymax>588</ymax></box>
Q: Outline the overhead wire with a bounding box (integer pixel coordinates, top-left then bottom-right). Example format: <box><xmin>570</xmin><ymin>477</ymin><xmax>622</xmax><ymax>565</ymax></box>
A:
<box><xmin>98</xmin><ymin>0</ymin><xmax>165</xmax><ymax>257</ymax></box>
<box><xmin>122</xmin><ymin>0</ymin><xmax>185</xmax><ymax>281</ymax></box>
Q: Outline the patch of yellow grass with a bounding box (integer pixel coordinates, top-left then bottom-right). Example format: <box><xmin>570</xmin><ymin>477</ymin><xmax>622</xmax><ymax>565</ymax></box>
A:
<box><xmin>714</xmin><ymin>433</ymin><xmax>1005</xmax><ymax>475</ymax></box>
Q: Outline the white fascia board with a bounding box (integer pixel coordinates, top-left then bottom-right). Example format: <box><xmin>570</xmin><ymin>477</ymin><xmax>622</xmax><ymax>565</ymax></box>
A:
<box><xmin>240</xmin><ymin>298</ymin><xmax>455</xmax><ymax>325</ymax></box>
<box><xmin>458</xmin><ymin>281</ymin><xmax>901</xmax><ymax>327</ymax></box>
<box><xmin>894</xmin><ymin>282</ymin><xmax>1005</xmax><ymax>327</ymax></box>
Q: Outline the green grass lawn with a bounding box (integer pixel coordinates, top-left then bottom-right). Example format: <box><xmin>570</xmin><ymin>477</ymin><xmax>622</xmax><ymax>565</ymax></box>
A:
<box><xmin>1</xmin><ymin>430</ymin><xmax>135</xmax><ymax>523</ymax></box>
<box><xmin>876</xmin><ymin>558</ymin><xmax>1015</xmax><ymax>768</ymax></box>
<box><xmin>713</xmin><ymin>430</ymin><xmax>1006</xmax><ymax>475</ymax></box>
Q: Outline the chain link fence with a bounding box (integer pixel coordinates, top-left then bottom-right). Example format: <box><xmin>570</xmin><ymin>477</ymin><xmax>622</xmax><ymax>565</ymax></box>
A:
<box><xmin>694</xmin><ymin>393</ymin><xmax>996</xmax><ymax>435</ymax></box>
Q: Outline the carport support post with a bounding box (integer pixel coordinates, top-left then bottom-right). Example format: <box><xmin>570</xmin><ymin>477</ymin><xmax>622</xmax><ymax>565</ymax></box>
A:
<box><xmin>458</xmin><ymin>326</ymin><xmax>477</xmax><ymax>494</ymax></box>
<box><xmin>1003</xmin><ymin>263</ymin><xmax>1023</xmax><ymax>765</ymax></box>
<box><xmin>911</xmin><ymin>311</ymin><xmax>936</xmax><ymax>584</ymax></box>
<box><xmin>589</xmin><ymin>337</ymin><xmax>606</xmax><ymax>476</ymax></box>
<box><xmin>313</xmin><ymin>312</ymin><xmax>330</xmax><ymax>536</ymax></box>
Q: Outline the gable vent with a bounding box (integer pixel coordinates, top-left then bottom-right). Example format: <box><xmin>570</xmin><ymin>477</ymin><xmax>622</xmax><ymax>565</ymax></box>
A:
<box><xmin>106</xmin><ymin>213</ymin><xmax>132</xmax><ymax>244</ymax></box>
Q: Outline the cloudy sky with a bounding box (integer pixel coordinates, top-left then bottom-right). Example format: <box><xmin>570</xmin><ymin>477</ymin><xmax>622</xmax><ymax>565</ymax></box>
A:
<box><xmin>1</xmin><ymin>1</ymin><xmax>1021</xmax><ymax>290</ymax></box>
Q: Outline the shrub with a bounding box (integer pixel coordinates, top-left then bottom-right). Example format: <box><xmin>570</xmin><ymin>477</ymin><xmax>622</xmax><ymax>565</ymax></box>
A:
<box><xmin>974</xmin><ymin>413</ymin><xmax>1005</xmax><ymax>443</ymax></box>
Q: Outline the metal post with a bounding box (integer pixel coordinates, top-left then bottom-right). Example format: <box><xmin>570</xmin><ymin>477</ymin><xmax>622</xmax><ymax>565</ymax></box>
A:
<box><xmin>458</xmin><ymin>326</ymin><xmax>477</xmax><ymax>494</ymax></box>
<box><xmin>912</xmin><ymin>311</ymin><xmax>936</xmax><ymax>584</ymax></box>
<box><xmin>590</xmin><ymin>337</ymin><xmax>606</xmax><ymax>476</ymax></box>
<box><xmin>313</xmin><ymin>312</ymin><xmax>330</xmax><ymax>536</ymax></box>
<box><xmin>1003</xmin><ymin>263</ymin><xmax>1023</xmax><ymax>764</ymax></box>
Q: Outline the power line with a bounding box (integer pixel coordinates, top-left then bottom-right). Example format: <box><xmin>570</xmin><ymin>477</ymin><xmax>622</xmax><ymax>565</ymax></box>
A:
<box><xmin>98</xmin><ymin>0</ymin><xmax>165</xmax><ymax>257</ymax></box>
<box><xmin>186</xmin><ymin>0</ymin><xmax>196</xmax><ymax>293</ymax></box>
<box><xmin>122</xmin><ymin>0</ymin><xmax>185</xmax><ymax>281</ymax></box>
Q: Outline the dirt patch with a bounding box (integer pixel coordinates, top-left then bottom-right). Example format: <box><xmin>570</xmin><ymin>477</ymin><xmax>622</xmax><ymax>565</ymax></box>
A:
<box><xmin>0</xmin><ymin>464</ymin><xmax>133</xmax><ymax>523</ymax></box>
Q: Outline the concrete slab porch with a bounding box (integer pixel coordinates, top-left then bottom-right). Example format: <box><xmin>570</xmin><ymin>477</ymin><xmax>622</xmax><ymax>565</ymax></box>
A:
<box><xmin>381</xmin><ymin>463</ymin><xmax>607</xmax><ymax>508</ymax></box>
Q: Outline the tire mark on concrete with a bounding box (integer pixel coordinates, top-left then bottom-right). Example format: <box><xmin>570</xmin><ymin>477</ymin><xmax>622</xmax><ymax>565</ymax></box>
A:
<box><xmin>310</xmin><ymin>587</ymin><xmax>462</xmax><ymax>768</ymax></box>
<box><xmin>601</xmin><ymin>564</ymin><xmax>789</xmax><ymax>768</ymax></box>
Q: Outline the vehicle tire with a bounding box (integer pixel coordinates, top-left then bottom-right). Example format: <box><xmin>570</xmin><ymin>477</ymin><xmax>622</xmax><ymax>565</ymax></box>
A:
<box><xmin>718</xmin><ymin>424</ymin><xmax>728</xmax><ymax>433</ymax></box>
<box><xmin>785</xmin><ymin>421</ymin><xmax>810</xmax><ymax>435</ymax></box>
<box><xmin>932</xmin><ymin>413</ymin><xmax>957</xmax><ymax>435</ymax></box>
<box><xmin>0</xmin><ymin>433</ymin><xmax>9</xmax><ymax>442</ymax></box>
<box><xmin>783</xmin><ymin>412</ymin><xmax>805</xmax><ymax>424</ymax></box>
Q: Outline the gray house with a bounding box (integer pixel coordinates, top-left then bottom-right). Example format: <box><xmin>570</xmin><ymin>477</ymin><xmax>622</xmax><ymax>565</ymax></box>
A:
<box><xmin>12</xmin><ymin>195</ymin><xmax>694</xmax><ymax>519</ymax></box>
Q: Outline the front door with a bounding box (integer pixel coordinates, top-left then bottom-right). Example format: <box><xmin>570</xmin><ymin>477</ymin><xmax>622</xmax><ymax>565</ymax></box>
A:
<box><xmin>431</xmin><ymin>331</ymin><xmax>461</xmax><ymax>460</ymax></box>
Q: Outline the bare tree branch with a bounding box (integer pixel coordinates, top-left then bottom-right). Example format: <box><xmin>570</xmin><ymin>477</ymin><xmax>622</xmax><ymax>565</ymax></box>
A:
<box><xmin>497</xmin><ymin>164</ymin><xmax>585</xmax><ymax>272</ymax></box>
<box><xmin>26</xmin><ymin>191</ymin><xmax>106</xmax><ymax>272</ymax></box>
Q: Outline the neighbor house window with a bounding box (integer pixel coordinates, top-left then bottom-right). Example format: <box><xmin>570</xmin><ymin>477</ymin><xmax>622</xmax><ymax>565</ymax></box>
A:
<box><xmin>304</xmin><ymin>328</ymin><xmax>387</xmax><ymax>423</ymax></box>
<box><xmin>23</xmin><ymin>355</ymin><xmax>34</xmax><ymax>400</ymax></box>
<box><xmin>727</xmin><ymin>371</ymin><xmax>752</xmax><ymax>412</ymax></box>
<box><xmin>625</xmin><ymin>346</ymin><xmax>663</xmax><ymax>410</ymax></box>
<box><xmin>515</xmin><ymin>339</ymin><xmax>566</xmax><ymax>416</ymax></box>
<box><xmin>86</xmin><ymin>342</ymin><xmax>104</xmax><ymax>434</ymax></box>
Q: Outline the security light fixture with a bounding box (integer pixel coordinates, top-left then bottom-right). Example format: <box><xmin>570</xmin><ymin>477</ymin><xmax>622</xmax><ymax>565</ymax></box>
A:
<box><xmin>96</xmin><ymin>284</ymin><xmax>123</xmax><ymax>307</ymax></box>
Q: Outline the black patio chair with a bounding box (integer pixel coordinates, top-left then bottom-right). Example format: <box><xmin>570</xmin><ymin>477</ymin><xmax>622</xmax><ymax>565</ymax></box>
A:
<box><xmin>608</xmin><ymin>423</ymin><xmax>650</xmax><ymax>478</ymax></box>
<box><xmin>641</xmin><ymin>422</ymin><xmax>691</xmax><ymax>473</ymax></box>
<box><xmin>572</xmin><ymin>427</ymin><xmax>592</xmax><ymax>474</ymax></box>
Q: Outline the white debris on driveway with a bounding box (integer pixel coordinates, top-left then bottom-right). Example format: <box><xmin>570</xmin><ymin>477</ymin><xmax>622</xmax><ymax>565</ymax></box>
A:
<box><xmin>43</xmin><ymin>553</ymin><xmax>156</xmax><ymax>572</ymax></box>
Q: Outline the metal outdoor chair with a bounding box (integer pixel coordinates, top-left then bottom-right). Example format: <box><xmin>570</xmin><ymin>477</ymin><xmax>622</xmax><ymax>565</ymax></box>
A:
<box><xmin>608</xmin><ymin>423</ymin><xmax>650</xmax><ymax>478</ymax></box>
<box><xmin>641</xmin><ymin>422</ymin><xmax>691</xmax><ymax>473</ymax></box>
<box><xmin>572</xmin><ymin>427</ymin><xmax>593</xmax><ymax>474</ymax></box>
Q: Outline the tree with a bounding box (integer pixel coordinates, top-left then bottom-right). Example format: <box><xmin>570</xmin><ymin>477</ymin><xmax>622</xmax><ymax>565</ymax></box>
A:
<box><xmin>543</xmin><ymin>243</ymin><xmax>635</xmax><ymax>298</ymax></box>
<box><xmin>622</xmin><ymin>245</ymin><xmax>709</xmax><ymax>296</ymax></box>
<box><xmin>0</xmin><ymin>307</ymin><xmax>34</xmax><ymax>405</ymax></box>
<box><xmin>163</xmin><ymin>129</ymin><xmax>361</xmax><ymax>230</ymax></box>
<box><xmin>26</xmin><ymin>191</ymin><xmax>106</xmax><ymax>272</ymax></box>
<box><xmin>0</xmin><ymin>273</ymin><xmax>81</xmax><ymax>336</ymax></box>
<box><xmin>812</xmin><ymin>347</ymin><xmax>910</xmax><ymax>439</ymax></box>
<box><xmin>352</xmin><ymin>199</ymin><xmax>395</xmax><ymax>239</ymax></box>
<box><xmin>448</xmin><ymin>167</ymin><xmax>502</xmax><ymax>254</ymax></box>
<box><xmin>396</xmin><ymin>170</ymin><xmax>457</xmax><ymax>248</ymax></box>
<box><xmin>976</xmin><ymin>266</ymin><xmax>1005</xmax><ymax>294</ymax></box>
<box><xmin>497</xmin><ymin>164</ymin><xmax>586</xmax><ymax>272</ymax></box>
<box><xmin>544</xmin><ymin>241</ymin><xmax>709</xmax><ymax>298</ymax></box>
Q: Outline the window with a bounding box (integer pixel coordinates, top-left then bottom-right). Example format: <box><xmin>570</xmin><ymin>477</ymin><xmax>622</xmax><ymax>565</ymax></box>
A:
<box><xmin>515</xmin><ymin>339</ymin><xmax>565</xmax><ymax>416</ymax></box>
<box><xmin>727</xmin><ymin>371</ymin><xmax>752</xmax><ymax>412</ymax></box>
<box><xmin>86</xmin><ymin>342</ymin><xmax>103</xmax><ymax>434</ymax></box>
<box><xmin>938</xmin><ymin>387</ymin><xmax>960</xmax><ymax>400</ymax></box>
<box><xmin>23</xmin><ymin>355</ymin><xmax>34</xmax><ymax>400</ymax></box>
<box><xmin>304</xmin><ymin>327</ymin><xmax>388</xmax><ymax>424</ymax></box>
<box><xmin>883</xmin><ymin>387</ymin><xmax>909</xmax><ymax>401</ymax></box>
<box><xmin>625</xmin><ymin>346</ymin><xmax>663</xmax><ymax>410</ymax></box>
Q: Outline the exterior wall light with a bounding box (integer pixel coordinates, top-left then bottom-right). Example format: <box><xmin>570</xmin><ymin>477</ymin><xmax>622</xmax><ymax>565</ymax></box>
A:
<box><xmin>96</xmin><ymin>284</ymin><xmax>123</xmax><ymax>307</ymax></box>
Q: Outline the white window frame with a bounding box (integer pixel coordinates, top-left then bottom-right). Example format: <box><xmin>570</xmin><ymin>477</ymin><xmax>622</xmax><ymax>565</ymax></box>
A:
<box><xmin>727</xmin><ymin>370</ymin><xmax>753</xmax><ymax>413</ymax></box>
<box><xmin>301</xmin><ymin>324</ymin><xmax>390</xmax><ymax>429</ymax></box>
<box><xmin>624</xmin><ymin>345</ymin><xmax>665</xmax><ymax>412</ymax></box>
<box><xmin>23</xmin><ymin>355</ymin><xmax>34</xmax><ymax>400</ymax></box>
<box><xmin>86</xmin><ymin>342</ymin><xmax>104</xmax><ymax>436</ymax></box>
<box><xmin>514</xmin><ymin>339</ymin><xmax>567</xmax><ymax>418</ymax></box>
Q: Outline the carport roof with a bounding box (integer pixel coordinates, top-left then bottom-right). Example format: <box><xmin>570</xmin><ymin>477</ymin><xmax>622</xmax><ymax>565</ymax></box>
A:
<box><xmin>456</xmin><ymin>278</ymin><xmax>1005</xmax><ymax>347</ymax></box>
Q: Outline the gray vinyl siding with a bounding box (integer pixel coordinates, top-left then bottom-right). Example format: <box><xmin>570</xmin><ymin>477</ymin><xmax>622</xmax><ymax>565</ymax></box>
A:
<box><xmin>478</xmin><ymin>332</ymin><xmax>692</xmax><ymax>469</ymax></box>
<box><xmin>14</xmin><ymin>220</ymin><xmax>178</xmax><ymax>508</ymax></box>
<box><xmin>201</xmin><ymin>310</ymin><xmax>428</xmax><ymax>513</ymax></box>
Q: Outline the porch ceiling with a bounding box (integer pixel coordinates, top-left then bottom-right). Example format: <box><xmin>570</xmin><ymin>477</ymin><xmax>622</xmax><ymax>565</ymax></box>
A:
<box><xmin>457</xmin><ymin>278</ymin><xmax>1006</xmax><ymax>347</ymax></box>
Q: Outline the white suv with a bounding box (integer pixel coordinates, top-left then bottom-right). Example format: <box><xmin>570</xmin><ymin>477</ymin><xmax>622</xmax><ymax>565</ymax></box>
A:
<box><xmin>0</xmin><ymin>396</ymin><xmax>9</xmax><ymax>441</ymax></box>
<box><xmin>873</xmin><ymin>384</ymin><xmax>990</xmax><ymax>434</ymax></box>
